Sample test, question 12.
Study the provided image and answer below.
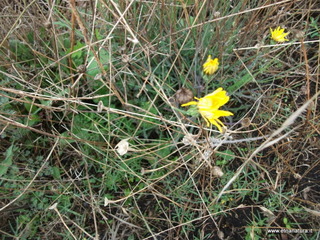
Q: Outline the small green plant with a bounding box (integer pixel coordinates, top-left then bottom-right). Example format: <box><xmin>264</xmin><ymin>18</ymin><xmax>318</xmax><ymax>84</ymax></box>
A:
<box><xmin>245</xmin><ymin>215</ymin><xmax>267</xmax><ymax>240</ymax></box>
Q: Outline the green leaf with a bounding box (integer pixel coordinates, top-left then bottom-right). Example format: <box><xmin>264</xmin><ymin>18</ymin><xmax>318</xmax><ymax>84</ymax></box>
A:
<box><xmin>51</xmin><ymin>166</ymin><xmax>61</xmax><ymax>180</ymax></box>
<box><xmin>24</xmin><ymin>98</ymin><xmax>39</xmax><ymax>113</ymax></box>
<box><xmin>0</xmin><ymin>144</ymin><xmax>14</xmax><ymax>177</ymax></box>
<box><xmin>24</xmin><ymin>114</ymin><xmax>41</xmax><ymax>126</ymax></box>
<box><xmin>87</xmin><ymin>49</ymin><xmax>109</xmax><ymax>78</ymax></box>
<box><xmin>227</xmin><ymin>73</ymin><xmax>252</xmax><ymax>93</ymax></box>
<box><xmin>216</xmin><ymin>149</ymin><xmax>235</xmax><ymax>165</ymax></box>
<box><xmin>71</xmin><ymin>41</ymin><xmax>85</xmax><ymax>60</ymax></box>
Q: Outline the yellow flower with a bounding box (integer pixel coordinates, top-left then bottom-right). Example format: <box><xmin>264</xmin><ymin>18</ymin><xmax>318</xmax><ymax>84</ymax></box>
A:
<box><xmin>203</xmin><ymin>55</ymin><xmax>219</xmax><ymax>75</ymax></box>
<box><xmin>181</xmin><ymin>88</ymin><xmax>233</xmax><ymax>132</ymax></box>
<box><xmin>270</xmin><ymin>26</ymin><xmax>289</xmax><ymax>43</ymax></box>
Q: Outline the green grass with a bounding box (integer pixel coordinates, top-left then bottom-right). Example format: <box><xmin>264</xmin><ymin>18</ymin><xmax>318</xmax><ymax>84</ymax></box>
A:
<box><xmin>0</xmin><ymin>0</ymin><xmax>320</xmax><ymax>239</ymax></box>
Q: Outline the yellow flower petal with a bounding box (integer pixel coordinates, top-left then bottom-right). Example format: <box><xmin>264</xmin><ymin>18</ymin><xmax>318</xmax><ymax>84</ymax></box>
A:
<box><xmin>181</xmin><ymin>101</ymin><xmax>198</xmax><ymax>107</ymax></box>
<box><xmin>210</xmin><ymin>118</ymin><xmax>223</xmax><ymax>133</ymax></box>
<box><xmin>270</xmin><ymin>26</ymin><xmax>289</xmax><ymax>43</ymax></box>
<box><xmin>200</xmin><ymin>88</ymin><xmax>230</xmax><ymax>109</ymax></box>
<box><xmin>181</xmin><ymin>88</ymin><xmax>233</xmax><ymax>133</ymax></box>
<box><xmin>203</xmin><ymin>55</ymin><xmax>219</xmax><ymax>75</ymax></box>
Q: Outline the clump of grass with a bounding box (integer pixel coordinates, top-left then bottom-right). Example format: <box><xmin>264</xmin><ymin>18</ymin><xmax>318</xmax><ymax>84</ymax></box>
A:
<box><xmin>0</xmin><ymin>0</ymin><xmax>319</xmax><ymax>239</ymax></box>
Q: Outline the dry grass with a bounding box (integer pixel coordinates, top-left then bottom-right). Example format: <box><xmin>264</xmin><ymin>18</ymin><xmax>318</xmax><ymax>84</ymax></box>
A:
<box><xmin>0</xmin><ymin>0</ymin><xmax>319</xmax><ymax>239</ymax></box>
